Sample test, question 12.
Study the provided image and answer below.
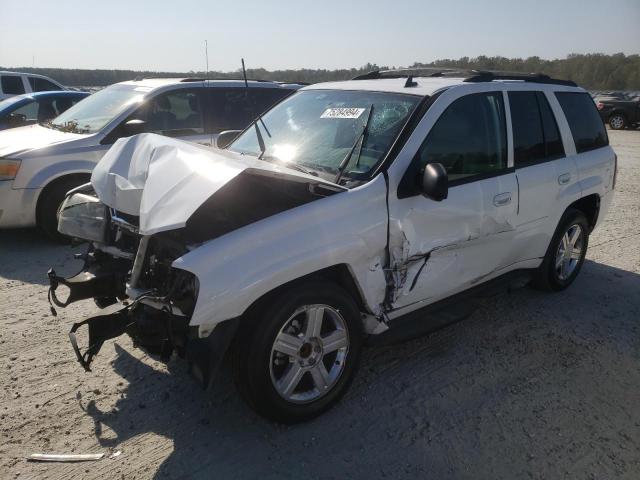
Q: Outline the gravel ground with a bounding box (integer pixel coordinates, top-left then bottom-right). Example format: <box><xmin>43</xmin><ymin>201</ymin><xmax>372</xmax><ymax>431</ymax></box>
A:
<box><xmin>1</xmin><ymin>130</ymin><xmax>639</xmax><ymax>480</ymax></box>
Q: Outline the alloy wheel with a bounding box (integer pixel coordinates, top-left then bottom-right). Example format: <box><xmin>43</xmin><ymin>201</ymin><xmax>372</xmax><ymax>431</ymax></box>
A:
<box><xmin>269</xmin><ymin>304</ymin><xmax>349</xmax><ymax>404</ymax></box>
<box><xmin>610</xmin><ymin>115</ymin><xmax>625</xmax><ymax>129</ymax></box>
<box><xmin>555</xmin><ymin>224</ymin><xmax>584</xmax><ymax>281</ymax></box>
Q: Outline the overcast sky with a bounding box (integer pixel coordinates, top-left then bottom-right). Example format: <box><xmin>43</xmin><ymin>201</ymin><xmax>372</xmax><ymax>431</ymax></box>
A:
<box><xmin>1</xmin><ymin>0</ymin><xmax>639</xmax><ymax>72</ymax></box>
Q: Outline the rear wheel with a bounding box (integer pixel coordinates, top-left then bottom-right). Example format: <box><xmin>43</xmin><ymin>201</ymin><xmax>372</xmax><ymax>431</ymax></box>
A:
<box><xmin>232</xmin><ymin>281</ymin><xmax>363</xmax><ymax>423</ymax></box>
<box><xmin>609</xmin><ymin>114</ymin><xmax>626</xmax><ymax>130</ymax></box>
<box><xmin>37</xmin><ymin>176</ymin><xmax>87</xmax><ymax>242</ymax></box>
<box><xmin>532</xmin><ymin>209</ymin><xmax>589</xmax><ymax>291</ymax></box>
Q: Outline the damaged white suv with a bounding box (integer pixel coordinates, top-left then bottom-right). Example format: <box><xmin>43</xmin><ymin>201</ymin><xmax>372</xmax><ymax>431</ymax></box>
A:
<box><xmin>48</xmin><ymin>70</ymin><xmax>616</xmax><ymax>423</ymax></box>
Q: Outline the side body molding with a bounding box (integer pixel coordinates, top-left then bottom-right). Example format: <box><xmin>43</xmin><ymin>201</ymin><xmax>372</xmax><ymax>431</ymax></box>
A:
<box><xmin>172</xmin><ymin>174</ymin><xmax>390</xmax><ymax>334</ymax></box>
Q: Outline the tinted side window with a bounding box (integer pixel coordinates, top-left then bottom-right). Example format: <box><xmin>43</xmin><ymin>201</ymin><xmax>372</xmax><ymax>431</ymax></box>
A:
<box><xmin>208</xmin><ymin>88</ymin><xmax>254</xmax><ymax>133</ymax></box>
<box><xmin>1</xmin><ymin>76</ymin><xmax>25</xmax><ymax>94</ymax></box>
<box><xmin>555</xmin><ymin>92</ymin><xmax>608</xmax><ymax>153</ymax></box>
<box><xmin>537</xmin><ymin>92</ymin><xmax>564</xmax><ymax>159</ymax></box>
<box><xmin>135</xmin><ymin>90</ymin><xmax>204</xmax><ymax>136</ymax></box>
<box><xmin>28</xmin><ymin>77</ymin><xmax>61</xmax><ymax>92</ymax></box>
<box><xmin>252</xmin><ymin>88</ymin><xmax>294</xmax><ymax>114</ymax></box>
<box><xmin>509</xmin><ymin>91</ymin><xmax>565</xmax><ymax>167</ymax></box>
<box><xmin>509</xmin><ymin>92</ymin><xmax>545</xmax><ymax>166</ymax></box>
<box><xmin>415</xmin><ymin>92</ymin><xmax>507</xmax><ymax>182</ymax></box>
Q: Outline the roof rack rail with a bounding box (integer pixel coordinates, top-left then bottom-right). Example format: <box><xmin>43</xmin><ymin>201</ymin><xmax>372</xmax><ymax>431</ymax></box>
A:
<box><xmin>463</xmin><ymin>70</ymin><xmax>577</xmax><ymax>87</ymax></box>
<box><xmin>352</xmin><ymin>67</ymin><xmax>461</xmax><ymax>80</ymax></box>
<box><xmin>352</xmin><ymin>68</ymin><xmax>577</xmax><ymax>87</ymax></box>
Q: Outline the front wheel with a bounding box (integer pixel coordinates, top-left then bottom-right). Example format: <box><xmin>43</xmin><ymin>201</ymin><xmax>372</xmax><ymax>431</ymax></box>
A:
<box><xmin>609</xmin><ymin>114</ymin><xmax>626</xmax><ymax>130</ymax></box>
<box><xmin>232</xmin><ymin>282</ymin><xmax>363</xmax><ymax>423</ymax></box>
<box><xmin>532</xmin><ymin>209</ymin><xmax>589</xmax><ymax>291</ymax></box>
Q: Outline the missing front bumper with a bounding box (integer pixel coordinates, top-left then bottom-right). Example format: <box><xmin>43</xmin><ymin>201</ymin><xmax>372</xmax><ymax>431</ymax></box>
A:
<box><xmin>69</xmin><ymin>304</ymin><xmax>131</xmax><ymax>371</ymax></box>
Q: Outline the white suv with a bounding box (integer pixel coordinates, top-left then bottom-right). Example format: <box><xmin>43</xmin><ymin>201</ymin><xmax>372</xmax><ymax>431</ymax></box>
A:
<box><xmin>0</xmin><ymin>71</ymin><xmax>66</xmax><ymax>100</ymax></box>
<box><xmin>0</xmin><ymin>77</ymin><xmax>301</xmax><ymax>239</ymax></box>
<box><xmin>48</xmin><ymin>70</ymin><xmax>616</xmax><ymax>423</ymax></box>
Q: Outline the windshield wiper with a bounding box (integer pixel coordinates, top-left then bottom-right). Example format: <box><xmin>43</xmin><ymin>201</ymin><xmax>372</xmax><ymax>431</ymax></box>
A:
<box><xmin>334</xmin><ymin>105</ymin><xmax>374</xmax><ymax>184</ymax></box>
<box><xmin>241</xmin><ymin>58</ymin><xmax>269</xmax><ymax>159</ymax></box>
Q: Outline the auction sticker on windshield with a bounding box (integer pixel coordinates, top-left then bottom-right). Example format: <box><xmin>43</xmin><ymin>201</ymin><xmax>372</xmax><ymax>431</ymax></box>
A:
<box><xmin>321</xmin><ymin>107</ymin><xmax>365</xmax><ymax>119</ymax></box>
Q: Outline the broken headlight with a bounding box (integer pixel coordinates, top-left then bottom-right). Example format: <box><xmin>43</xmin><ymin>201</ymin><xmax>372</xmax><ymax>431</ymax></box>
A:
<box><xmin>57</xmin><ymin>192</ymin><xmax>109</xmax><ymax>243</ymax></box>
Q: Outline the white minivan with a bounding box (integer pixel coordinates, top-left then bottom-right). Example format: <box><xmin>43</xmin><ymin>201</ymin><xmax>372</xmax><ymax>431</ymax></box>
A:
<box><xmin>49</xmin><ymin>70</ymin><xmax>616</xmax><ymax>423</ymax></box>
<box><xmin>0</xmin><ymin>71</ymin><xmax>66</xmax><ymax>100</ymax></box>
<box><xmin>0</xmin><ymin>78</ymin><xmax>301</xmax><ymax>238</ymax></box>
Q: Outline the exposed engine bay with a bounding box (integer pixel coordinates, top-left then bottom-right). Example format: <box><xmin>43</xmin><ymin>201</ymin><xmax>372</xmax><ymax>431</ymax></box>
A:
<box><xmin>47</xmin><ymin>134</ymin><xmax>343</xmax><ymax>385</ymax></box>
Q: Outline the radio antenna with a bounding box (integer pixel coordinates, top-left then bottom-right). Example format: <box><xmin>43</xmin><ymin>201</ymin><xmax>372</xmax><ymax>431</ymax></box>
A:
<box><xmin>204</xmin><ymin>40</ymin><xmax>209</xmax><ymax>80</ymax></box>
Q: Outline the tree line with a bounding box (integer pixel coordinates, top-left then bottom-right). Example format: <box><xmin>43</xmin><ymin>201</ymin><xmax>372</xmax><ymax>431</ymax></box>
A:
<box><xmin>3</xmin><ymin>53</ymin><xmax>639</xmax><ymax>90</ymax></box>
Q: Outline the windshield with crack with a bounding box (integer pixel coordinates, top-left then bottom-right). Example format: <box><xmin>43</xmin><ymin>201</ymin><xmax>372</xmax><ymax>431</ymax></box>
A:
<box><xmin>228</xmin><ymin>89</ymin><xmax>421</xmax><ymax>185</ymax></box>
<box><xmin>45</xmin><ymin>85</ymin><xmax>145</xmax><ymax>134</ymax></box>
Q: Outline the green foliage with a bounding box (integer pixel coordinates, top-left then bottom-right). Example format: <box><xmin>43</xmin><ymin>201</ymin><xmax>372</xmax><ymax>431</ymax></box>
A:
<box><xmin>3</xmin><ymin>54</ymin><xmax>639</xmax><ymax>90</ymax></box>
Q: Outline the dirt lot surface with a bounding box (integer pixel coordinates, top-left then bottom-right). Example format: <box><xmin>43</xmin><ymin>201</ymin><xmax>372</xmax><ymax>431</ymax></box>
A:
<box><xmin>1</xmin><ymin>131</ymin><xmax>639</xmax><ymax>480</ymax></box>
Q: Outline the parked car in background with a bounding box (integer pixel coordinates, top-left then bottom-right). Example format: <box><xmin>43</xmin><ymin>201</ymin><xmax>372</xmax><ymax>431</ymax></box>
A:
<box><xmin>49</xmin><ymin>70</ymin><xmax>616</xmax><ymax>423</ymax></box>
<box><xmin>0</xmin><ymin>91</ymin><xmax>89</xmax><ymax>130</ymax></box>
<box><xmin>0</xmin><ymin>77</ymin><xmax>302</xmax><ymax>239</ymax></box>
<box><xmin>0</xmin><ymin>71</ymin><xmax>66</xmax><ymax>100</ymax></box>
<box><xmin>596</xmin><ymin>96</ymin><xmax>640</xmax><ymax>129</ymax></box>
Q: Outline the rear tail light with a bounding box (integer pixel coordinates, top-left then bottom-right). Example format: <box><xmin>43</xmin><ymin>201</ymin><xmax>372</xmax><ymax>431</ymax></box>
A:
<box><xmin>596</xmin><ymin>102</ymin><xmax>604</xmax><ymax>110</ymax></box>
<box><xmin>612</xmin><ymin>154</ymin><xmax>618</xmax><ymax>190</ymax></box>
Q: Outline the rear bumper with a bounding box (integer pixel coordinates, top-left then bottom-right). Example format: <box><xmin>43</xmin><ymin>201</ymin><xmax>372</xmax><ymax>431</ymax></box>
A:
<box><xmin>0</xmin><ymin>181</ymin><xmax>40</xmax><ymax>228</ymax></box>
<box><xmin>595</xmin><ymin>190</ymin><xmax>614</xmax><ymax>230</ymax></box>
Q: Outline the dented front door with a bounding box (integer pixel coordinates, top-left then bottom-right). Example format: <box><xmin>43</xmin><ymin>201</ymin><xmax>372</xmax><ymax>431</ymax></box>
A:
<box><xmin>387</xmin><ymin>173</ymin><xmax>518</xmax><ymax>312</ymax></box>
<box><xmin>384</xmin><ymin>89</ymin><xmax>518</xmax><ymax>314</ymax></box>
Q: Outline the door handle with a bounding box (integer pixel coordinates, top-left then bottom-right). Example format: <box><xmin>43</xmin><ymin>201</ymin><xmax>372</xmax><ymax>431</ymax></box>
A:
<box><xmin>558</xmin><ymin>173</ymin><xmax>571</xmax><ymax>185</ymax></box>
<box><xmin>493</xmin><ymin>192</ymin><xmax>512</xmax><ymax>207</ymax></box>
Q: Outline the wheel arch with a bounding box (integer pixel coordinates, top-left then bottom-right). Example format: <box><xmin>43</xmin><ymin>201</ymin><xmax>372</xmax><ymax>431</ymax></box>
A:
<box><xmin>608</xmin><ymin>110</ymin><xmax>628</xmax><ymax>123</ymax></box>
<box><xmin>566</xmin><ymin>193</ymin><xmax>600</xmax><ymax>232</ymax></box>
<box><xmin>35</xmin><ymin>172</ymin><xmax>92</xmax><ymax>226</ymax></box>
<box><xmin>236</xmin><ymin>264</ymin><xmax>369</xmax><ymax>329</ymax></box>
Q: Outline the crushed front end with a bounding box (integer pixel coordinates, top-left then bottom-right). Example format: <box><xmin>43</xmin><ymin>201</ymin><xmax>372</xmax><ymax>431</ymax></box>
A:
<box><xmin>48</xmin><ymin>185</ymin><xmax>235</xmax><ymax>387</ymax></box>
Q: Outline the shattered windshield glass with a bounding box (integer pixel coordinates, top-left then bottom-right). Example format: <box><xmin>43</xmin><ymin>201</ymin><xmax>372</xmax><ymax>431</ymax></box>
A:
<box><xmin>46</xmin><ymin>84</ymin><xmax>145</xmax><ymax>134</ymax></box>
<box><xmin>228</xmin><ymin>89</ymin><xmax>421</xmax><ymax>184</ymax></box>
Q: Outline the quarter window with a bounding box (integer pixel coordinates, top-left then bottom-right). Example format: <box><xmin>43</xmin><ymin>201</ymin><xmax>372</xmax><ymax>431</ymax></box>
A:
<box><xmin>509</xmin><ymin>91</ymin><xmax>564</xmax><ymax>167</ymax></box>
<box><xmin>1</xmin><ymin>76</ymin><xmax>25</xmax><ymax>95</ymax></box>
<box><xmin>555</xmin><ymin>92</ymin><xmax>608</xmax><ymax>153</ymax></box>
<box><xmin>28</xmin><ymin>77</ymin><xmax>62</xmax><ymax>92</ymax></box>
<box><xmin>414</xmin><ymin>92</ymin><xmax>507</xmax><ymax>182</ymax></box>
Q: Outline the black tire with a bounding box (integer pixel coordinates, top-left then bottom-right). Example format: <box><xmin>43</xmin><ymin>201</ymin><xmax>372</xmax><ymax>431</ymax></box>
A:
<box><xmin>37</xmin><ymin>176</ymin><xmax>86</xmax><ymax>242</ymax></box>
<box><xmin>608</xmin><ymin>113</ymin><xmax>626</xmax><ymax>130</ymax></box>
<box><xmin>532</xmin><ymin>208</ymin><xmax>590</xmax><ymax>291</ymax></box>
<box><xmin>232</xmin><ymin>281</ymin><xmax>363</xmax><ymax>423</ymax></box>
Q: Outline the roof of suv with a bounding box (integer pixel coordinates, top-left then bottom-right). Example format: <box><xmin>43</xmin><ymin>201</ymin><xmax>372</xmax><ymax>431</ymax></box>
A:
<box><xmin>303</xmin><ymin>70</ymin><xmax>581</xmax><ymax>97</ymax></box>
<box><xmin>304</xmin><ymin>77</ymin><xmax>467</xmax><ymax>96</ymax></box>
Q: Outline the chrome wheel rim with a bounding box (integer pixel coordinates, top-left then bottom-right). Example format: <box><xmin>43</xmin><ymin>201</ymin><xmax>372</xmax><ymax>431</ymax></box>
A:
<box><xmin>610</xmin><ymin>115</ymin><xmax>624</xmax><ymax>129</ymax></box>
<box><xmin>269</xmin><ymin>304</ymin><xmax>349</xmax><ymax>404</ymax></box>
<box><xmin>555</xmin><ymin>224</ymin><xmax>584</xmax><ymax>281</ymax></box>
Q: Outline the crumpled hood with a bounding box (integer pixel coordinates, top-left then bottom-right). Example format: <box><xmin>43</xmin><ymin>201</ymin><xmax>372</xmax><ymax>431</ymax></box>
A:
<box><xmin>91</xmin><ymin>133</ymin><xmax>344</xmax><ymax>236</ymax></box>
<box><xmin>0</xmin><ymin>123</ymin><xmax>84</xmax><ymax>158</ymax></box>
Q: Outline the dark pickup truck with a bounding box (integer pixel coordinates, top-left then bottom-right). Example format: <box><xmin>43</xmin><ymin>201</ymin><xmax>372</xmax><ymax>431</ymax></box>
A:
<box><xmin>596</xmin><ymin>97</ymin><xmax>640</xmax><ymax>130</ymax></box>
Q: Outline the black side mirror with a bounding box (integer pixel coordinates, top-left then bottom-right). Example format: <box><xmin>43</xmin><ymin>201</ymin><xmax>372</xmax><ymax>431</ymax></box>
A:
<box><xmin>215</xmin><ymin>130</ymin><xmax>243</xmax><ymax>149</ymax></box>
<box><xmin>7</xmin><ymin>113</ymin><xmax>27</xmax><ymax>128</ymax></box>
<box><xmin>123</xmin><ymin>119</ymin><xmax>147</xmax><ymax>136</ymax></box>
<box><xmin>420</xmin><ymin>163</ymin><xmax>448</xmax><ymax>201</ymax></box>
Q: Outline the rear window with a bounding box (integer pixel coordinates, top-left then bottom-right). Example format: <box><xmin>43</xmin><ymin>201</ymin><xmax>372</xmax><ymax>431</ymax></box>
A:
<box><xmin>555</xmin><ymin>92</ymin><xmax>608</xmax><ymax>153</ymax></box>
<box><xmin>28</xmin><ymin>77</ymin><xmax>61</xmax><ymax>92</ymax></box>
<box><xmin>1</xmin><ymin>76</ymin><xmax>25</xmax><ymax>95</ymax></box>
